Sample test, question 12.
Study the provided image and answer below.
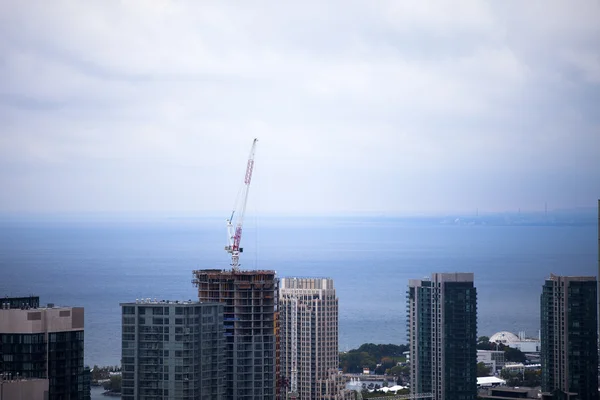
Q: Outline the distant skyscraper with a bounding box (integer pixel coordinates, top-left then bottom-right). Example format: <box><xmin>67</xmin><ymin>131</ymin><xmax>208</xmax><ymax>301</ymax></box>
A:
<box><xmin>408</xmin><ymin>273</ymin><xmax>477</xmax><ymax>400</ymax></box>
<box><xmin>541</xmin><ymin>274</ymin><xmax>598</xmax><ymax>400</ymax></box>
<box><xmin>192</xmin><ymin>269</ymin><xmax>278</xmax><ymax>400</ymax></box>
<box><xmin>279</xmin><ymin>277</ymin><xmax>352</xmax><ymax>400</ymax></box>
<box><xmin>0</xmin><ymin>296</ymin><xmax>88</xmax><ymax>400</ymax></box>
<box><xmin>120</xmin><ymin>299</ymin><xmax>225</xmax><ymax>400</ymax></box>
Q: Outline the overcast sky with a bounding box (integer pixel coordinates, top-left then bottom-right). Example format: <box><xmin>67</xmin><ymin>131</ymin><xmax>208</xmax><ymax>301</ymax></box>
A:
<box><xmin>0</xmin><ymin>1</ymin><xmax>599</xmax><ymax>216</ymax></box>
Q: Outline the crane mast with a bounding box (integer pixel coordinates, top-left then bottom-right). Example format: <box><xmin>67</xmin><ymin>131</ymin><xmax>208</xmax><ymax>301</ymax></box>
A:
<box><xmin>289</xmin><ymin>297</ymin><xmax>298</xmax><ymax>399</ymax></box>
<box><xmin>225</xmin><ymin>138</ymin><xmax>258</xmax><ymax>271</ymax></box>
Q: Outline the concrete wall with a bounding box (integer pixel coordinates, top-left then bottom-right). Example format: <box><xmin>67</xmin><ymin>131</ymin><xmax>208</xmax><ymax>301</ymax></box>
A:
<box><xmin>0</xmin><ymin>307</ymin><xmax>83</xmax><ymax>334</ymax></box>
<box><xmin>514</xmin><ymin>341</ymin><xmax>540</xmax><ymax>353</ymax></box>
<box><xmin>1</xmin><ymin>379</ymin><xmax>49</xmax><ymax>400</ymax></box>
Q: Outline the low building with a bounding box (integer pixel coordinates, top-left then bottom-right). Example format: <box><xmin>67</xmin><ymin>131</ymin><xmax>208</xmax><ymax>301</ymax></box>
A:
<box><xmin>489</xmin><ymin>331</ymin><xmax>540</xmax><ymax>353</ymax></box>
<box><xmin>513</xmin><ymin>341</ymin><xmax>540</xmax><ymax>353</ymax></box>
<box><xmin>540</xmin><ymin>390</ymin><xmax>578</xmax><ymax>400</ymax></box>
<box><xmin>477</xmin><ymin>376</ymin><xmax>506</xmax><ymax>388</ymax></box>
<box><xmin>480</xmin><ymin>387</ymin><xmax>540</xmax><ymax>399</ymax></box>
<box><xmin>477</xmin><ymin>350</ymin><xmax>505</xmax><ymax>373</ymax></box>
<box><xmin>502</xmin><ymin>363</ymin><xmax>525</xmax><ymax>374</ymax></box>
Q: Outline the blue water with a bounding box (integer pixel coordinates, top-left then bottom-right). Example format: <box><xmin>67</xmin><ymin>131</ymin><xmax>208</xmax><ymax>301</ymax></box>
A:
<box><xmin>0</xmin><ymin>215</ymin><xmax>596</xmax><ymax>367</ymax></box>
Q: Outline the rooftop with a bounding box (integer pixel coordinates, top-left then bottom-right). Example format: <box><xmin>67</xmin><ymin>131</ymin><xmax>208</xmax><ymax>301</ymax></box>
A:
<box><xmin>120</xmin><ymin>299</ymin><xmax>199</xmax><ymax>305</ymax></box>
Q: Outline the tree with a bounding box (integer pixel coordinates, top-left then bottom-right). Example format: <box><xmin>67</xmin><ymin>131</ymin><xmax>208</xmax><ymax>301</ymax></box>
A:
<box><xmin>388</xmin><ymin>365</ymin><xmax>409</xmax><ymax>376</ymax></box>
<box><xmin>103</xmin><ymin>375</ymin><xmax>122</xmax><ymax>393</ymax></box>
<box><xmin>477</xmin><ymin>362</ymin><xmax>491</xmax><ymax>377</ymax></box>
<box><xmin>340</xmin><ymin>343</ymin><xmax>409</xmax><ymax>373</ymax></box>
<box><xmin>504</xmin><ymin>346</ymin><xmax>526</xmax><ymax>363</ymax></box>
<box><xmin>501</xmin><ymin>368</ymin><xmax>541</xmax><ymax>387</ymax></box>
<box><xmin>375</xmin><ymin>357</ymin><xmax>396</xmax><ymax>374</ymax></box>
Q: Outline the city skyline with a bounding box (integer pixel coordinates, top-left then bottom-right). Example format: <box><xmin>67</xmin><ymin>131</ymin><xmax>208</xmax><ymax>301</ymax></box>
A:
<box><xmin>1</xmin><ymin>2</ymin><xmax>599</xmax><ymax>215</ymax></box>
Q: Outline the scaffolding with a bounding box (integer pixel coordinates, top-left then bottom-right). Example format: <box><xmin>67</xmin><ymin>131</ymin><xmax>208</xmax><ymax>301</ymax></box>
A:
<box><xmin>192</xmin><ymin>269</ymin><xmax>278</xmax><ymax>399</ymax></box>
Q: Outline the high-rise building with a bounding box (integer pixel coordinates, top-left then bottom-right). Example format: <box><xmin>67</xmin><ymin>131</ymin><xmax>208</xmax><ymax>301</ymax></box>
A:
<box><xmin>541</xmin><ymin>274</ymin><xmax>598</xmax><ymax>400</ymax></box>
<box><xmin>0</xmin><ymin>296</ymin><xmax>88</xmax><ymax>400</ymax></box>
<box><xmin>278</xmin><ymin>277</ymin><xmax>352</xmax><ymax>400</ymax></box>
<box><xmin>120</xmin><ymin>299</ymin><xmax>225</xmax><ymax>400</ymax></box>
<box><xmin>407</xmin><ymin>272</ymin><xmax>477</xmax><ymax>400</ymax></box>
<box><xmin>192</xmin><ymin>269</ymin><xmax>277</xmax><ymax>400</ymax></box>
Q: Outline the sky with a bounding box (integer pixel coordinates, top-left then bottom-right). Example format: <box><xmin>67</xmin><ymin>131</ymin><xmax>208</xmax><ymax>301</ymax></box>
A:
<box><xmin>0</xmin><ymin>1</ymin><xmax>599</xmax><ymax>216</ymax></box>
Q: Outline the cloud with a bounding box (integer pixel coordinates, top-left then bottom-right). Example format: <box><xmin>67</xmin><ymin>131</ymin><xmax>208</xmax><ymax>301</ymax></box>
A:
<box><xmin>0</xmin><ymin>0</ymin><xmax>598</xmax><ymax>214</ymax></box>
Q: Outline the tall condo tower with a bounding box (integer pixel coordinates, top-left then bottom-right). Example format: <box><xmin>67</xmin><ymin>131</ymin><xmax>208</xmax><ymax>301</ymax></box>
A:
<box><xmin>541</xmin><ymin>274</ymin><xmax>598</xmax><ymax>400</ymax></box>
<box><xmin>120</xmin><ymin>300</ymin><xmax>225</xmax><ymax>400</ymax></box>
<box><xmin>279</xmin><ymin>278</ymin><xmax>352</xmax><ymax>400</ymax></box>
<box><xmin>192</xmin><ymin>269</ymin><xmax>278</xmax><ymax>400</ymax></box>
<box><xmin>407</xmin><ymin>273</ymin><xmax>477</xmax><ymax>400</ymax></box>
<box><xmin>0</xmin><ymin>296</ymin><xmax>88</xmax><ymax>400</ymax></box>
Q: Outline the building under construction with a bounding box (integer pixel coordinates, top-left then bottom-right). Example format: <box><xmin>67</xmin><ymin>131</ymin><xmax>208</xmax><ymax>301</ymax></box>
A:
<box><xmin>279</xmin><ymin>277</ymin><xmax>353</xmax><ymax>400</ymax></box>
<box><xmin>192</xmin><ymin>269</ymin><xmax>278</xmax><ymax>400</ymax></box>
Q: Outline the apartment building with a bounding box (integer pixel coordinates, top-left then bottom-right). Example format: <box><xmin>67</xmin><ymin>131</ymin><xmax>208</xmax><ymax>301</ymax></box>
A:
<box><xmin>0</xmin><ymin>296</ymin><xmax>88</xmax><ymax>400</ymax></box>
<box><xmin>408</xmin><ymin>273</ymin><xmax>477</xmax><ymax>400</ymax></box>
<box><xmin>120</xmin><ymin>299</ymin><xmax>225</xmax><ymax>400</ymax></box>
<box><xmin>541</xmin><ymin>274</ymin><xmax>598</xmax><ymax>400</ymax></box>
<box><xmin>279</xmin><ymin>277</ymin><xmax>353</xmax><ymax>400</ymax></box>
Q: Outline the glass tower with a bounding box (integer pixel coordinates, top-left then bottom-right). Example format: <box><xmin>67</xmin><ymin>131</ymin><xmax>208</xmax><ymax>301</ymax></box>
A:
<box><xmin>408</xmin><ymin>273</ymin><xmax>477</xmax><ymax>400</ymax></box>
<box><xmin>541</xmin><ymin>274</ymin><xmax>598</xmax><ymax>400</ymax></box>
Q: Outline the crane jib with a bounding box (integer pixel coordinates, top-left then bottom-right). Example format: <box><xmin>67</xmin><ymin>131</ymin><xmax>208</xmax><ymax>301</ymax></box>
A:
<box><xmin>244</xmin><ymin>160</ymin><xmax>254</xmax><ymax>185</ymax></box>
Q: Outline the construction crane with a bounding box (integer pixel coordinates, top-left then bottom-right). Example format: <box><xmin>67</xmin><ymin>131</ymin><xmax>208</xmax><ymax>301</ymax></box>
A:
<box><xmin>225</xmin><ymin>138</ymin><xmax>258</xmax><ymax>271</ymax></box>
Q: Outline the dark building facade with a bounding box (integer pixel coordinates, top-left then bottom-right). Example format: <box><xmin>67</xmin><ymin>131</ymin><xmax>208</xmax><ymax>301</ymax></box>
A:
<box><xmin>120</xmin><ymin>300</ymin><xmax>225</xmax><ymax>400</ymax></box>
<box><xmin>408</xmin><ymin>273</ymin><xmax>477</xmax><ymax>400</ymax></box>
<box><xmin>192</xmin><ymin>269</ymin><xmax>278</xmax><ymax>400</ymax></box>
<box><xmin>0</xmin><ymin>297</ymin><xmax>88</xmax><ymax>400</ymax></box>
<box><xmin>541</xmin><ymin>274</ymin><xmax>598</xmax><ymax>400</ymax></box>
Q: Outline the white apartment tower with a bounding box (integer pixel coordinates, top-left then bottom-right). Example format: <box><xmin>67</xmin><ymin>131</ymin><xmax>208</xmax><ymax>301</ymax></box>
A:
<box><xmin>279</xmin><ymin>278</ymin><xmax>352</xmax><ymax>400</ymax></box>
